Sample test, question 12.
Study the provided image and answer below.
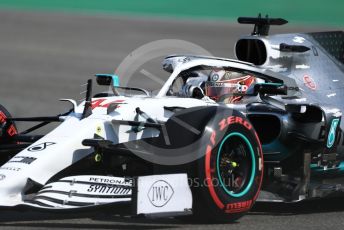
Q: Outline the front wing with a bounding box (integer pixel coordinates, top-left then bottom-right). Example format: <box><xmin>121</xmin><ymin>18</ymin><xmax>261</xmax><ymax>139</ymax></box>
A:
<box><xmin>17</xmin><ymin>174</ymin><xmax>192</xmax><ymax>217</ymax></box>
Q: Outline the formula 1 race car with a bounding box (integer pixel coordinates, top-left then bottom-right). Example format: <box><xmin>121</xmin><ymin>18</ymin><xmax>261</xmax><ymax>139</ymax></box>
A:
<box><xmin>0</xmin><ymin>15</ymin><xmax>344</xmax><ymax>222</ymax></box>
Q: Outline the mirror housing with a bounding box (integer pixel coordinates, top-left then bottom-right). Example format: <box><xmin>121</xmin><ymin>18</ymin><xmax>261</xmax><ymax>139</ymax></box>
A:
<box><xmin>95</xmin><ymin>74</ymin><xmax>120</xmax><ymax>87</ymax></box>
<box><xmin>254</xmin><ymin>83</ymin><xmax>287</xmax><ymax>95</ymax></box>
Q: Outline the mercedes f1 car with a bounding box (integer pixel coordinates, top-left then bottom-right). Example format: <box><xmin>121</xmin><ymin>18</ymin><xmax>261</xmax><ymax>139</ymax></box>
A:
<box><xmin>0</xmin><ymin>15</ymin><xmax>344</xmax><ymax>222</ymax></box>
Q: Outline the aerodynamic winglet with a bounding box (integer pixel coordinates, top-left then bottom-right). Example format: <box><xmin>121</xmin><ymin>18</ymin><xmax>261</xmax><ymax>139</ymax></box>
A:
<box><xmin>238</xmin><ymin>14</ymin><xmax>288</xmax><ymax>36</ymax></box>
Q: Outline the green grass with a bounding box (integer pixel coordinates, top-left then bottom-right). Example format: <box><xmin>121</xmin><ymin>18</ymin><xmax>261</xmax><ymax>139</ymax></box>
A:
<box><xmin>0</xmin><ymin>0</ymin><xmax>343</xmax><ymax>27</ymax></box>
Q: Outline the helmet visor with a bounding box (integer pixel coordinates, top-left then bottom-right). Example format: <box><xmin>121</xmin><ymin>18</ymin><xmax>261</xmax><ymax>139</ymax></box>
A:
<box><xmin>205</xmin><ymin>81</ymin><xmax>243</xmax><ymax>100</ymax></box>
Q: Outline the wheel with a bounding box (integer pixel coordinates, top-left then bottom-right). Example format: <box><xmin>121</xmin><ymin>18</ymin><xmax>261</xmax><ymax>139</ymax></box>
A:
<box><xmin>0</xmin><ymin>104</ymin><xmax>18</xmax><ymax>163</ymax></box>
<box><xmin>0</xmin><ymin>104</ymin><xmax>18</xmax><ymax>142</ymax></box>
<box><xmin>192</xmin><ymin>109</ymin><xmax>263</xmax><ymax>222</ymax></box>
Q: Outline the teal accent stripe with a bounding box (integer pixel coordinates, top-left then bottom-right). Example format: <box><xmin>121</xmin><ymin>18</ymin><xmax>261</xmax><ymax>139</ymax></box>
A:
<box><xmin>311</xmin><ymin>162</ymin><xmax>344</xmax><ymax>172</ymax></box>
<box><xmin>327</xmin><ymin>118</ymin><xmax>340</xmax><ymax>148</ymax></box>
<box><xmin>259</xmin><ymin>83</ymin><xmax>283</xmax><ymax>86</ymax></box>
<box><xmin>216</xmin><ymin>132</ymin><xmax>256</xmax><ymax>198</ymax></box>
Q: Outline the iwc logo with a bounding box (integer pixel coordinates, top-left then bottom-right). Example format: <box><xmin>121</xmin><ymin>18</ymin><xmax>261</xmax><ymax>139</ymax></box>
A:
<box><xmin>147</xmin><ymin>180</ymin><xmax>174</xmax><ymax>207</ymax></box>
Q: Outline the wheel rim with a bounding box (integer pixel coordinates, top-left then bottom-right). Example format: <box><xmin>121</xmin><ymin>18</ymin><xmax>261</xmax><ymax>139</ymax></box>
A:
<box><xmin>216</xmin><ymin>132</ymin><xmax>256</xmax><ymax>198</ymax></box>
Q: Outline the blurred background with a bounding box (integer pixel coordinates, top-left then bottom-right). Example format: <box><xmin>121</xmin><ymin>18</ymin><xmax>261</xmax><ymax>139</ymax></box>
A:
<box><xmin>1</xmin><ymin>0</ymin><xmax>343</xmax><ymax>26</ymax></box>
<box><xmin>0</xmin><ymin>0</ymin><xmax>343</xmax><ymax>131</ymax></box>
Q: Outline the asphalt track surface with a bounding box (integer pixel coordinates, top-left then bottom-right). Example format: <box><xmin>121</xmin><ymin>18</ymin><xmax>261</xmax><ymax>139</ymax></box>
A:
<box><xmin>0</xmin><ymin>10</ymin><xmax>344</xmax><ymax>229</ymax></box>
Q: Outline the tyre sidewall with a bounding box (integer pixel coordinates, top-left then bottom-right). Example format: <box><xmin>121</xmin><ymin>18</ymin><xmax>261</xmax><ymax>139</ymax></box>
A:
<box><xmin>194</xmin><ymin>109</ymin><xmax>263</xmax><ymax>220</ymax></box>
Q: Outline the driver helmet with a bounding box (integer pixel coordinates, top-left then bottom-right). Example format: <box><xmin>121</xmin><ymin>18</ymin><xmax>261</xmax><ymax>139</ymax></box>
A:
<box><xmin>206</xmin><ymin>69</ymin><xmax>255</xmax><ymax>103</ymax></box>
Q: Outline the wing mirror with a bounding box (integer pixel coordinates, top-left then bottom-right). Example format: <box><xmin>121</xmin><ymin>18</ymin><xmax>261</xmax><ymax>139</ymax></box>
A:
<box><xmin>253</xmin><ymin>83</ymin><xmax>287</xmax><ymax>95</ymax></box>
<box><xmin>95</xmin><ymin>74</ymin><xmax>120</xmax><ymax>87</ymax></box>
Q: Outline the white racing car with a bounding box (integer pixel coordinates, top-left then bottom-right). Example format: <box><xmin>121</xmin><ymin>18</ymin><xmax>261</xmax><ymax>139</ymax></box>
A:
<box><xmin>0</xmin><ymin>53</ymin><xmax>281</xmax><ymax>222</ymax></box>
<box><xmin>3</xmin><ymin>15</ymin><xmax>334</xmax><ymax>222</ymax></box>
